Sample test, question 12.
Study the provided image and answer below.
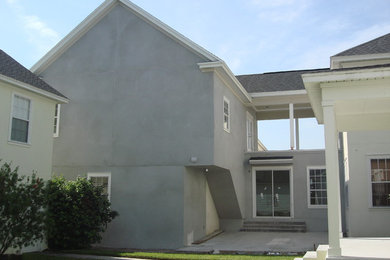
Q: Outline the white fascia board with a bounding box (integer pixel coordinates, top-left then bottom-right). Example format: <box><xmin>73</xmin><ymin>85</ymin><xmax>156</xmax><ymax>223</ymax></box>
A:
<box><xmin>331</xmin><ymin>53</ymin><xmax>390</xmax><ymax>69</ymax></box>
<box><xmin>250</xmin><ymin>89</ymin><xmax>307</xmax><ymax>98</ymax></box>
<box><xmin>31</xmin><ymin>0</ymin><xmax>219</xmax><ymax>74</ymax></box>
<box><xmin>118</xmin><ymin>0</ymin><xmax>220</xmax><ymax>62</ymax></box>
<box><xmin>302</xmin><ymin>67</ymin><xmax>390</xmax><ymax>83</ymax></box>
<box><xmin>198</xmin><ymin>61</ymin><xmax>252</xmax><ymax>104</ymax></box>
<box><xmin>31</xmin><ymin>0</ymin><xmax>117</xmax><ymax>74</ymax></box>
<box><xmin>0</xmin><ymin>75</ymin><xmax>69</xmax><ymax>103</ymax></box>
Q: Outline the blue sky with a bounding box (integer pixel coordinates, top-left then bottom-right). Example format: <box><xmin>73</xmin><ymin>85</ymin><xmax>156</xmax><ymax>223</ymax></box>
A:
<box><xmin>2</xmin><ymin>0</ymin><xmax>390</xmax><ymax>149</ymax></box>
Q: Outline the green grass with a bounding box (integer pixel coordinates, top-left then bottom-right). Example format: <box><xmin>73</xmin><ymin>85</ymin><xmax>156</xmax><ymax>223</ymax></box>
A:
<box><xmin>50</xmin><ymin>249</ymin><xmax>301</xmax><ymax>260</ymax></box>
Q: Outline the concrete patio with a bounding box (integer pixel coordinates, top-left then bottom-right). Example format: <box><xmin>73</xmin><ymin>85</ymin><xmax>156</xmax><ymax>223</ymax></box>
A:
<box><xmin>333</xmin><ymin>237</ymin><xmax>390</xmax><ymax>259</ymax></box>
<box><xmin>179</xmin><ymin>231</ymin><xmax>328</xmax><ymax>254</ymax></box>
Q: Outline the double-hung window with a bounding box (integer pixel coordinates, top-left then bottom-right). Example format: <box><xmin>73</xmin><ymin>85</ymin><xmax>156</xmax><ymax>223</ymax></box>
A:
<box><xmin>87</xmin><ymin>173</ymin><xmax>111</xmax><ymax>201</ymax></box>
<box><xmin>10</xmin><ymin>94</ymin><xmax>31</xmax><ymax>143</ymax></box>
<box><xmin>370</xmin><ymin>157</ymin><xmax>390</xmax><ymax>207</ymax></box>
<box><xmin>223</xmin><ymin>96</ymin><xmax>230</xmax><ymax>132</ymax></box>
<box><xmin>307</xmin><ymin>167</ymin><xmax>327</xmax><ymax>207</ymax></box>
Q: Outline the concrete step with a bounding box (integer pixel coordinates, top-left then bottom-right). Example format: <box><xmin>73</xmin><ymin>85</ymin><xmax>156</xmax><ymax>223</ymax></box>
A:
<box><xmin>303</xmin><ymin>251</ymin><xmax>317</xmax><ymax>260</ymax></box>
<box><xmin>240</xmin><ymin>221</ymin><xmax>307</xmax><ymax>232</ymax></box>
<box><xmin>316</xmin><ymin>245</ymin><xmax>328</xmax><ymax>260</ymax></box>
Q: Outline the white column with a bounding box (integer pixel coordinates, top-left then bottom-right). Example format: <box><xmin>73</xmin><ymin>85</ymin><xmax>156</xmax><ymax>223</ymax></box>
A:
<box><xmin>322</xmin><ymin>101</ymin><xmax>342</xmax><ymax>257</ymax></box>
<box><xmin>289</xmin><ymin>103</ymin><xmax>294</xmax><ymax>150</ymax></box>
<box><xmin>295</xmin><ymin>118</ymin><xmax>300</xmax><ymax>150</ymax></box>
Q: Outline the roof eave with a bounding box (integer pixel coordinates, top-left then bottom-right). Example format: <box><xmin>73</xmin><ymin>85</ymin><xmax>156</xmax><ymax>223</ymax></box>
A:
<box><xmin>198</xmin><ymin>61</ymin><xmax>252</xmax><ymax>104</ymax></box>
<box><xmin>330</xmin><ymin>53</ymin><xmax>390</xmax><ymax>69</ymax></box>
<box><xmin>0</xmin><ymin>74</ymin><xmax>69</xmax><ymax>103</ymax></box>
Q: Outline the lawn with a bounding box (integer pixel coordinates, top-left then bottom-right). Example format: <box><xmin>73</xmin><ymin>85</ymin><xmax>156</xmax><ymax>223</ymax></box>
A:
<box><xmin>23</xmin><ymin>250</ymin><xmax>301</xmax><ymax>260</ymax></box>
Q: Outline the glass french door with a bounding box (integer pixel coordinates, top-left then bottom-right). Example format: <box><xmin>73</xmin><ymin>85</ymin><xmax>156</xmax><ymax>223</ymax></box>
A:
<box><xmin>255</xmin><ymin>169</ymin><xmax>291</xmax><ymax>217</ymax></box>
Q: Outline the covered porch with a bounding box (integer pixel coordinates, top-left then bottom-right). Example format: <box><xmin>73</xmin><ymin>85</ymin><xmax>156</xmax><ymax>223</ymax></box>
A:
<box><xmin>302</xmin><ymin>65</ymin><xmax>390</xmax><ymax>259</ymax></box>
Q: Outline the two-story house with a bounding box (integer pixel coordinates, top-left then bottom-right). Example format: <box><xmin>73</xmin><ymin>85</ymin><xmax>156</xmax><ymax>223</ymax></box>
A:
<box><xmin>0</xmin><ymin>49</ymin><xmax>68</xmax><ymax>253</ymax></box>
<box><xmin>29</xmin><ymin>0</ymin><xmax>390</xmax><ymax>257</ymax></box>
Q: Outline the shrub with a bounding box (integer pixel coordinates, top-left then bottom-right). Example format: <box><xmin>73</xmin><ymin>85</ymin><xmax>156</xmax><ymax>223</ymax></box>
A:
<box><xmin>45</xmin><ymin>176</ymin><xmax>118</xmax><ymax>249</ymax></box>
<box><xmin>0</xmin><ymin>162</ymin><xmax>46</xmax><ymax>255</ymax></box>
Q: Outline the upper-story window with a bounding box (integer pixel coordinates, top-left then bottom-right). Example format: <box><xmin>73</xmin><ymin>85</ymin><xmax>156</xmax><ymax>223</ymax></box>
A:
<box><xmin>370</xmin><ymin>157</ymin><xmax>390</xmax><ymax>207</ymax></box>
<box><xmin>246</xmin><ymin>112</ymin><xmax>254</xmax><ymax>151</ymax></box>
<box><xmin>54</xmin><ymin>104</ymin><xmax>60</xmax><ymax>137</ymax></box>
<box><xmin>223</xmin><ymin>96</ymin><xmax>230</xmax><ymax>133</ymax></box>
<box><xmin>10</xmin><ymin>94</ymin><xmax>31</xmax><ymax>143</ymax></box>
<box><xmin>307</xmin><ymin>166</ymin><xmax>327</xmax><ymax>208</ymax></box>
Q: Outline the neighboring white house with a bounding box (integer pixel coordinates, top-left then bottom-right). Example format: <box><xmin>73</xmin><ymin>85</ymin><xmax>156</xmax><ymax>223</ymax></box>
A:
<box><xmin>303</xmin><ymin>32</ymin><xmax>390</xmax><ymax>258</ymax></box>
<box><xmin>0</xmin><ymin>49</ymin><xmax>68</xmax><ymax>253</ymax></box>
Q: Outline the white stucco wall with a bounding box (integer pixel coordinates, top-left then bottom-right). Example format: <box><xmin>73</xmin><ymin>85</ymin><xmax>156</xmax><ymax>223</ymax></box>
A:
<box><xmin>346</xmin><ymin>131</ymin><xmax>390</xmax><ymax>237</ymax></box>
<box><xmin>0</xmin><ymin>80</ymin><xmax>57</xmax><ymax>253</ymax></box>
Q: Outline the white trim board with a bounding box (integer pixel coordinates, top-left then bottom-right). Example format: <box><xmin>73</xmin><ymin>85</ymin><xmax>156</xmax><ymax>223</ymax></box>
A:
<box><xmin>0</xmin><ymin>75</ymin><xmax>68</xmax><ymax>103</ymax></box>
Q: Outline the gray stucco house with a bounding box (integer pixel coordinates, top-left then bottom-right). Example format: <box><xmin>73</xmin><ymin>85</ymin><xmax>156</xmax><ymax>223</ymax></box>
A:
<box><xmin>30</xmin><ymin>0</ymin><xmax>390</xmax><ymax>254</ymax></box>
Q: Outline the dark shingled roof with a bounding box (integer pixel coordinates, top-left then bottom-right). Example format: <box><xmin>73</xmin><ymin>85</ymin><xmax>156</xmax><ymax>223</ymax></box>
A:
<box><xmin>0</xmin><ymin>50</ymin><xmax>66</xmax><ymax>99</ymax></box>
<box><xmin>236</xmin><ymin>68</ymin><xmax>330</xmax><ymax>93</ymax></box>
<box><xmin>334</xmin><ymin>33</ymin><xmax>390</xmax><ymax>57</ymax></box>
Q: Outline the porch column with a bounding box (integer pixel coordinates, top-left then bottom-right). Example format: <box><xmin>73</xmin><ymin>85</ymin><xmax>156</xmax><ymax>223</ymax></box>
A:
<box><xmin>295</xmin><ymin>118</ymin><xmax>300</xmax><ymax>150</ymax></box>
<box><xmin>289</xmin><ymin>103</ymin><xmax>294</xmax><ymax>150</ymax></box>
<box><xmin>322</xmin><ymin>101</ymin><xmax>342</xmax><ymax>257</ymax></box>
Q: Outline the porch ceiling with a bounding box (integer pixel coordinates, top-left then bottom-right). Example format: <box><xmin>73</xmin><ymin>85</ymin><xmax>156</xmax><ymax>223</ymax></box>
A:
<box><xmin>303</xmin><ymin>66</ymin><xmax>390</xmax><ymax>131</ymax></box>
<box><xmin>251</xmin><ymin>90</ymin><xmax>314</xmax><ymax>120</ymax></box>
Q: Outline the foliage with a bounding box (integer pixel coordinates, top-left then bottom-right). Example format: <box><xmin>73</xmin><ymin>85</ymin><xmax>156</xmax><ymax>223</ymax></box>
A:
<box><xmin>0</xmin><ymin>162</ymin><xmax>46</xmax><ymax>255</ymax></box>
<box><xmin>45</xmin><ymin>176</ymin><xmax>118</xmax><ymax>250</ymax></box>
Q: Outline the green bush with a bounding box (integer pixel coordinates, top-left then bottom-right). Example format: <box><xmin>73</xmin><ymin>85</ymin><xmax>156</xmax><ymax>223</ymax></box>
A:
<box><xmin>45</xmin><ymin>176</ymin><xmax>118</xmax><ymax>250</ymax></box>
<box><xmin>0</xmin><ymin>162</ymin><xmax>46</xmax><ymax>255</ymax></box>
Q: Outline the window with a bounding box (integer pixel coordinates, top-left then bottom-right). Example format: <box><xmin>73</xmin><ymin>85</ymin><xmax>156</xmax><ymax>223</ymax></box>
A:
<box><xmin>54</xmin><ymin>104</ymin><xmax>60</xmax><ymax>137</ymax></box>
<box><xmin>246</xmin><ymin>112</ymin><xmax>254</xmax><ymax>151</ymax></box>
<box><xmin>223</xmin><ymin>96</ymin><xmax>230</xmax><ymax>132</ymax></box>
<box><xmin>307</xmin><ymin>167</ymin><xmax>327</xmax><ymax>207</ymax></box>
<box><xmin>87</xmin><ymin>173</ymin><xmax>111</xmax><ymax>201</ymax></box>
<box><xmin>10</xmin><ymin>94</ymin><xmax>31</xmax><ymax>143</ymax></box>
<box><xmin>370</xmin><ymin>157</ymin><xmax>390</xmax><ymax>207</ymax></box>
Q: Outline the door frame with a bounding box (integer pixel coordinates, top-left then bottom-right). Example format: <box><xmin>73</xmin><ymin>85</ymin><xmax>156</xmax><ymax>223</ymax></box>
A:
<box><xmin>252</xmin><ymin>166</ymin><xmax>294</xmax><ymax>218</ymax></box>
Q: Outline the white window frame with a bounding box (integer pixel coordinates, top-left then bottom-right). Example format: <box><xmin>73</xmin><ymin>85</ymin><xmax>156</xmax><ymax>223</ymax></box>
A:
<box><xmin>307</xmin><ymin>166</ymin><xmax>327</xmax><ymax>208</ymax></box>
<box><xmin>9</xmin><ymin>93</ymin><xmax>32</xmax><ymax>145</ymax></box>
<box><xmin>53</xmin><ymin>104</ymin><xmax>61</xmax><ymax>137</ymax></box>
<box><xmin>87</xmin><ymin>172</ymin><xmax>112</xmax><ymax>201</ymax></box>
<box><xmin>368</xmin><ymin>155</ymin><xmax>390</xmax><ymax>208</ymax></box>
<box><xmin>223</xmin><ymin>96</ymin><xmax>230</xmax><ymax>133</ymax></box>
<box><xmin>246</xmin><ymin>112</ymin><xmax>254</xmax><ymax>151</ymax></box>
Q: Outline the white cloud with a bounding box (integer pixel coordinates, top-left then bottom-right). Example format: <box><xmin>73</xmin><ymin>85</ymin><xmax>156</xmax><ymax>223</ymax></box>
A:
<box><xmin>6</xmin><ymin>0</ymin><xmax>59</xmax><ymax>55</ymax></box>
<box><xmin>251</xmin><ymin>0</ymin><xmax>296</xmax><ymax>8</ymax></box>
<box><xmin>250</xmin><ymin>0</ymin><xmax>310</xmax><ymax>23</ymax></box>
<box><xmin>23</xmin><ymin>15</ymin><xmax>59</xmax><ymax>39</ymax></box>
